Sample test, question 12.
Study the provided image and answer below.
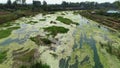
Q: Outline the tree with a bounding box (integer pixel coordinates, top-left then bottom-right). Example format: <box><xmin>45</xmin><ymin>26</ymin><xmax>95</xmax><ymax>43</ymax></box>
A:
<box><xmin>16</xmin><ymin>0</ymin><xmax>21</xmax><ymax>4</ymax></box>
<box><xmin>13</xmin><ymin>1</ymin><xmax>17</xmax><ymax>9</ymax></box>
<box><xmin>43</xmin><ymin>0</ymin><xmax>47</xmax><ymax>6</ymax></box>
<box><xmin>32</xmin><ymin>0</ymin><xmax>41</xmax><ymax>11</ymax></box>
<box><xmin>62</xmin><ymin>1</ymin><xmax>68</xmax><ymax>7</ymax></box>
<box><xmin>33</xmin><ymin>0</ymin><xmax>41</xmax><ymax>7</ymax></box>
<box><xmin>22</xmin><ymin>0</ymin><xmax>26</xmax><ymax>5</ymax></box>
<box><xmin>7</xmin><ymin>0</ymin><xmax>12</xmax><ymax>6</ymax></box>
<box><xmin>114</xmin><ymin>0</ymin><xmax>120</xmax><ymax>9</ymax></box>
<box><xmin>42</xmin><ymin>0</ymin><xmax>47</xmax><ymax>10</ymax></box>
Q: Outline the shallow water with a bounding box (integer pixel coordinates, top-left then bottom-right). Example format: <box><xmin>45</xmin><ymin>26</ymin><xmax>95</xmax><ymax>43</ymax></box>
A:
<box><xmin>59</xmin><ymin>14</ymin><xmax>120</xmax><ymax>68</ymax></box>
<box><xmin>0</xmin><ymin>23</ymin><xmax>39</xmax><ymax>46</ymax></box>
<box><xmin>0</xmin><ymin>12</ymin><xmax>120</xmax><ymax>68</ymax></box>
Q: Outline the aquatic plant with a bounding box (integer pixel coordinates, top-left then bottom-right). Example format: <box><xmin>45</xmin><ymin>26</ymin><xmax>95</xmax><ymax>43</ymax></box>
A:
<box><xmin>0</xmin><ymin>27</ymin><xmax>20</xmax><ymax>39</ymax></box>
<box><xmin>56</xmin><ymin>16</ymin><xmax>79</xmax><ymax>25</ymax></box>
<box><xmin>0</xmin><ymin>50</ymin><xmax>7</xmax><ymax>63</ymax></box>
<box><xmin>44</xmin><ymin>26</ymin><xmax>69</xmax><ymax>37</ymax></box>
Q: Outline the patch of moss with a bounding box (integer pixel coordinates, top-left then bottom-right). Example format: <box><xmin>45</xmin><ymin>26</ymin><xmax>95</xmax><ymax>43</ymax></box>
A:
<box><xmin>56</xmin><ymin>16</ymin><xmax>79</xmax><ymax>25</ymax></box>
<box><xmin>0</xmin><ymin>27</ymin><xmax>20</xmax><ymax>39</ymax></box>
<box><xmin>44</xmin><ymin>26</ymin><xmax>69</xmax><ymax>37</ymax></box>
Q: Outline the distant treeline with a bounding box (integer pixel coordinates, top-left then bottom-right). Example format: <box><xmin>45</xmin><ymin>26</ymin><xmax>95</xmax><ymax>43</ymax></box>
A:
<box><xmin>0</xmin><ymin>0</ymin><xmax>120</xmax><ymax>11</ymax></box>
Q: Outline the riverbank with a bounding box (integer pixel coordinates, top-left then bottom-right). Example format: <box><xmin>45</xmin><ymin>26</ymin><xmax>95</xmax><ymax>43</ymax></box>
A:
<box><xmin>79</xmin><ymin>10</ymin><xmax>120</xmax><ymax>31</ymax></box>
<box><xmin>0</xmin><ymin>10</ymin><xmax>40</xmax><ymax>25</ymax></box>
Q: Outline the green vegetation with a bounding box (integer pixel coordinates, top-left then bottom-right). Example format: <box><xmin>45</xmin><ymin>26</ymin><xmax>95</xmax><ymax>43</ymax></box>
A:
<box><xmin>39</xmin><ymin>19</ymin><xmax>46</xmax><ymax>21</ymax></box>
<box><xmin>56</xmin><ymin>16</ymin><xmax>79</xmax><ymax>25</ymax></box>
<box><xmin>0</xmin><ymin>10</ymin><xmax>39</xmax><ymax>25</ymax></box>
<box><xmin>50</xmin><ymin>53</ymin><xmax>58</xmax><ymax>58</ymax></box>
<box><xmin>27</xmin><ymin>21</ymin><xmax>38</xmax><ymax>24</ymax></box>
<box><xmin>30</xmin><ymin>37</ymin><xmax>52</xmax><ymax>45</ymax></box>
<box><xmin>13</xmin><ymin>49</ymin><xmax>50</xmax><ymax>68</ymax></box>
<box><xmin>20</xmin><ymin>62</ymin><xmax>50</xmax><ymax>68</ymax></box>
<box><xmin>79</xmin><ymin>11</ymin><xmax>120</xmax><ymax>31</ymax></box>
<box><xmin>100</xmin><ymin>42</ymin><xmax>120</xmax><ymax>60</ymax></box>
<box><xmin>0</xmin><ymin>27</ymin><xmax>20</xmax><ymax>39</ymax></box>
<box><xmin>20</xmin><ymin>65</ymin><xmax>27</xmax><ymax>68</ymax></box>
<box><xmin>61</xmin><ymin>13</ymin><xmax>65</xmax><ymax>15</ymax></box>
<box><xmin>13</xmin><ymin>49</ymin><xmax>35</xmax><ymax>62</ymax></box>
<box><xmin>30</xmin><ymin>37</ymin><xmax>42</xmax><ymax>45</ymax></box>
<box><xmin>41</xmin><ymin>38</ymin><xmax>52</xmax><ymax>44</ymax></box>
<box><xmin>31</xmin><ymin>62</ymin><xmax>50</xmax><ymax>68</ymax></box>
<box><xmin>44</xmin><ymin>26</ymin><xmax>69</xmax><ymax>37</ymax></box>
<box><xmin>73</xmin><ymin>11</ymin><xmax>79</xmax><ymax>15</ymax></box>
<box><xmin>0</xmin><ymin>50</ymin><xmax>7</xmax><ymax>63</ymax></box>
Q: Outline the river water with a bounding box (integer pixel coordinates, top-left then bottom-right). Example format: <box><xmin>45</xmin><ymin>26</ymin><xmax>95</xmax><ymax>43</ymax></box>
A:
<box><xmin>0</xmin><ymin>12</ymin><xmax>119</xmax><ymax>68</ymax></box>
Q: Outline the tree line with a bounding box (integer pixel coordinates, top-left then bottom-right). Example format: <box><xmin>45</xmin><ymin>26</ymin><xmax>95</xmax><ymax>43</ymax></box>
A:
<box><xmin>0</xmin><ymin>0</ymin><xmax>120</xmax><ymax>11</ymax></box>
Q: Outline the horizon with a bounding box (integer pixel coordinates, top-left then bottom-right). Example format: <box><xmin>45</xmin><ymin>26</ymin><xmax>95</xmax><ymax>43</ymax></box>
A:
<box><xmin>0</xmin><ymin>0</ymin><xmax>117</xmax><ymax>4</ymax></box>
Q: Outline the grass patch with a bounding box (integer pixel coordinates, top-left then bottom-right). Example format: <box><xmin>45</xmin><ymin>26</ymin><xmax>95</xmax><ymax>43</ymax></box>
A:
<box><xmin>39</xmin><ymin>19</ymin><xmax>46</xmax><ymax>21</ymax></box>
<box><xmin>0</xmin><ymin>50</ymin><xmax>7</xmax><ymax>63</ymax></box>
<box><xmin>44</xmin><ymin>26</ymin><xmax>69</xmax><ymax>37</ymax></box>
<box><xmin>0</xmin><ymin>27</ymin><xmax>20</xmax><ymax>39</ymax></box>
<box><xmin>56</xmin><ymin>16</ymin><xmax>79</xmax><ymax>25</ymax></box>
